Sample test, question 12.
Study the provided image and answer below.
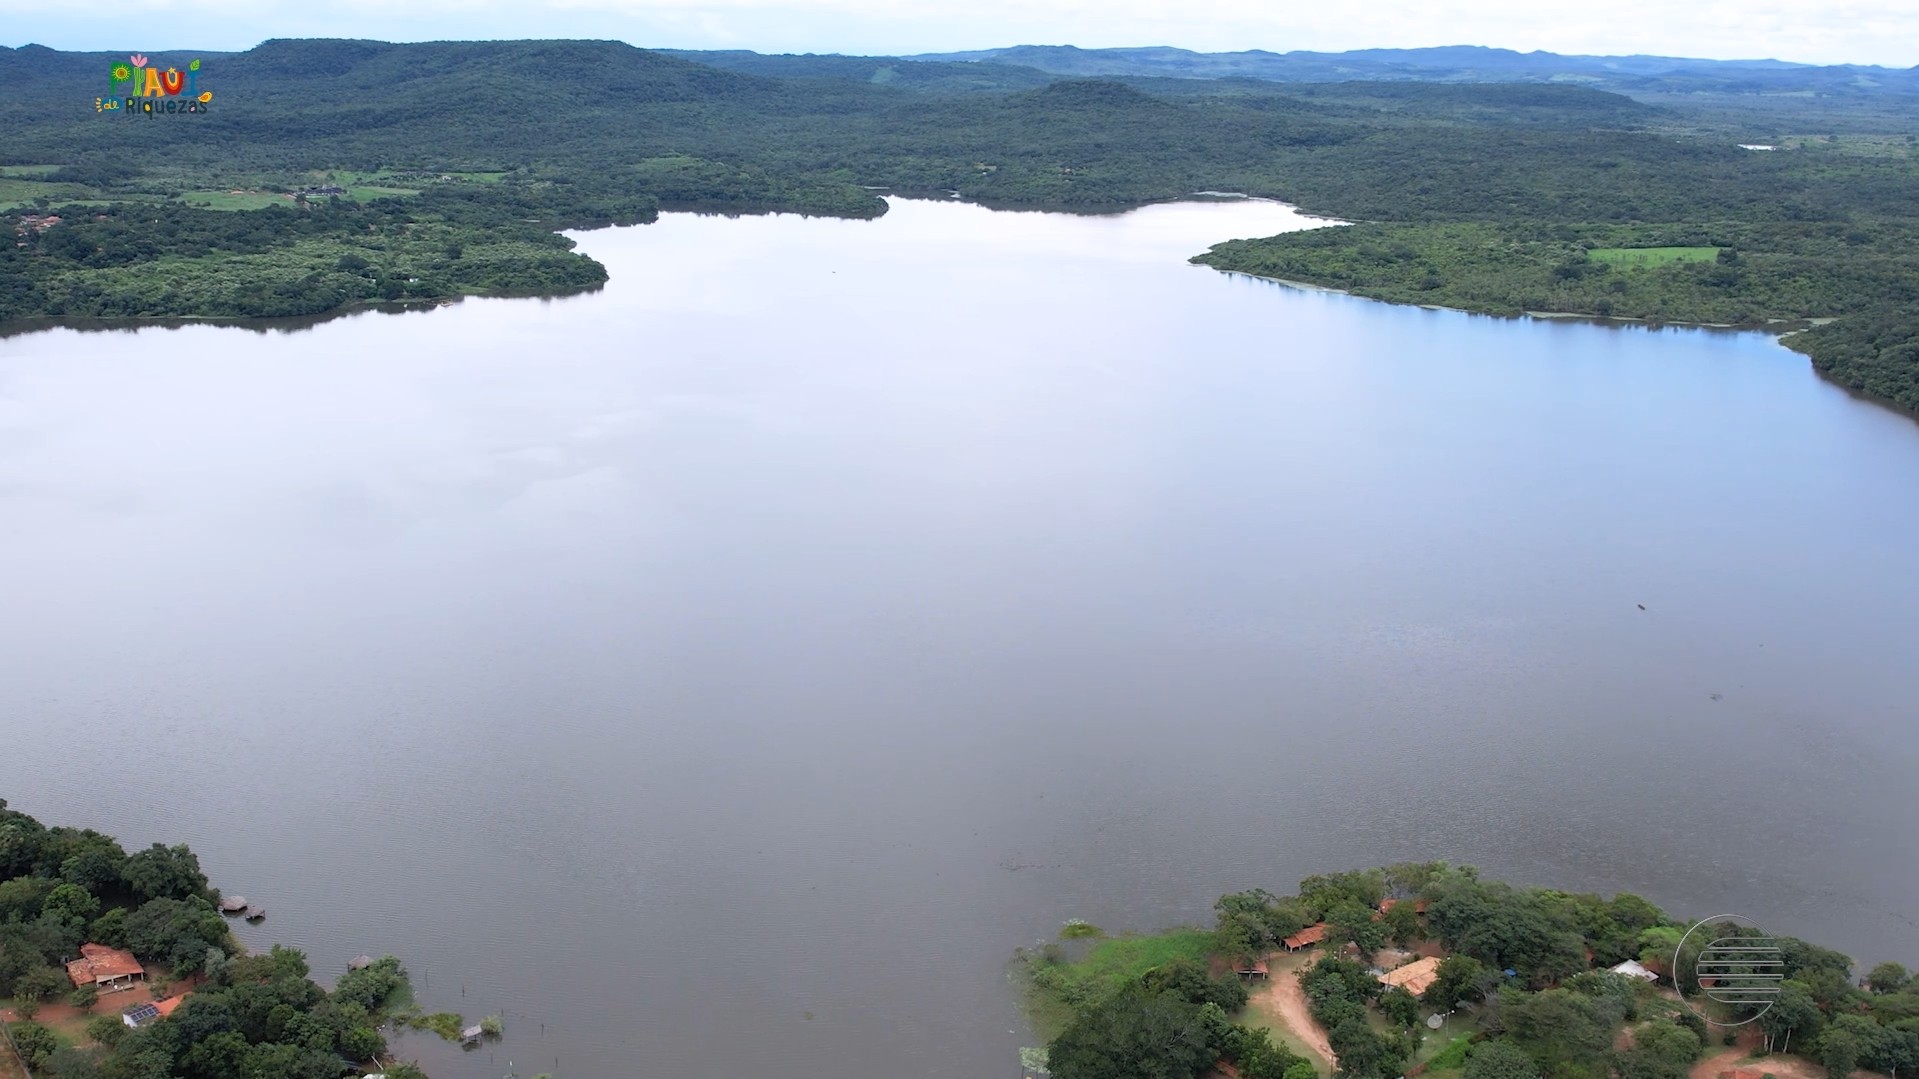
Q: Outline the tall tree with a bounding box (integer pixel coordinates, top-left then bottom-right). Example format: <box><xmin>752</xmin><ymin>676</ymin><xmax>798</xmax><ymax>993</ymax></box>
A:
<box><xmin>121</xmin><ymin>843</ymin><xmax>210</xmax><ymax>902</ymax></box>
<box><xmin>1871</xmin><ymin>963</ymin><xmax>1913</xmax><ymax>995</ymax></box>
<box><xmin>1820</xmin><ymin>1023</ymin><xmax>1866</xmax><ymax>1079</ymax></box>
<box><xmin>1424</xmin><ymin>955</ymin><xmax>1491</xmax><ymax>1011</ymax></box>
<box><xmin>1047</xmin><ymin>985</ymin><xmax>1227</xmax><ymax>1079</ymax></box>
<box><xmin>1614</xmin><ymin>1020</ymin><xmax>1701</xmax><ymax>1079</ymax></box>
<box><xmin>1464</xmin><ymin>1040</ymin><xmax>1540</xmax><ymax>1079</ymax></box>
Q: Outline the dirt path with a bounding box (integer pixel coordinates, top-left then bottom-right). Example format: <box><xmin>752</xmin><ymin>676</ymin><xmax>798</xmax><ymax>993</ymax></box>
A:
<box><xmin>1249</xmin><ymin>963</ymin><xmax>1336</xmax><ymax>1069</ymax></box>
<box><xmin>1689</xmin><ymin>1046</ymin><xmax>1877</xmax><ymax>1079</ymax></box>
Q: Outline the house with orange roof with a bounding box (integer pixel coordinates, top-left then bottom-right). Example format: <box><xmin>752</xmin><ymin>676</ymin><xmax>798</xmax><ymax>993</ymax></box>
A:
<box><xmin>1282</xmin><ymin>924</ymin><xmax>1328</xmax><ymax>951</ymax></box>
<box><xmin>66</xmin><ymin>943</ymin><xmax>145</xmax><ymax>991</ymax></box>
<box><xmin>1378</xmin><ymin>955</ymin><xmax>1444</xmax><ymax>997</ymax></box>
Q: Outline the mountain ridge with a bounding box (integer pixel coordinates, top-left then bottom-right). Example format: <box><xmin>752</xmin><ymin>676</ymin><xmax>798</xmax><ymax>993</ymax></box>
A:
<box><xmin>895</xmin><ymin>43</ymin><xmax>1919</xmax><ymax>94</ymax></box>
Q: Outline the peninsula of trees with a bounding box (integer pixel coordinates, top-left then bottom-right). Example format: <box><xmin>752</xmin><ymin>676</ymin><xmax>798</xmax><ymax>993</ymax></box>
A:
<box><xmin>0</xmin><ymin>799</ymin><xmax>434</xmax><ymax>1079</ymax></box>
<box><xmin>3</xmin><ymin>40</ymin><xmax>1918</xmax><ymax>412</ymax></box>
<box><xmin>1019</xmin><ymin>864</ymin><xmax>1917</xmax><ymax>1079</ymax></box>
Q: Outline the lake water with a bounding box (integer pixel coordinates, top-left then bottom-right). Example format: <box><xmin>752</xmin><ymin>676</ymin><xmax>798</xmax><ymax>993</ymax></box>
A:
<box><xmin>2</xmin><ymin>197</ymin><xmax>1917</xmax><ymax>1079</ymax></box>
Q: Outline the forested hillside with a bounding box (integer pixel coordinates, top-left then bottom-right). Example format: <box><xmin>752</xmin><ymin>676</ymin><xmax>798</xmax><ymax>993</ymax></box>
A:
<box><xmin>904</xmin><ymin>43</ymin><xmax>1919</xmax><ymax>97</ymax></box>
<box><xmin>3</xmin><ymin>38</ymin><xmax>1919</xmax><ymax>411</ymax></box>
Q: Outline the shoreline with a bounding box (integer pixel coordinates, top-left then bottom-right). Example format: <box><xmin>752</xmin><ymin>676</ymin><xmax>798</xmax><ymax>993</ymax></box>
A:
<box><xmin>1</xmin><ymin>191</ymin><xmax>1325</xmax><ymax>339</ymax></box>
<box><xmin>1204</xmin><ymin>266</ymin><xmax>1815</xmax><ymax>337</ymax></box>
<box><xmin>1203</xmin><ymin>265</ymin><xmax>1919</xmax><ymax>425</ymax></box>
<box><xmin>0</xmin><ymin>284</ymin><xmax>603</xmax><ymax>340</ymax></box>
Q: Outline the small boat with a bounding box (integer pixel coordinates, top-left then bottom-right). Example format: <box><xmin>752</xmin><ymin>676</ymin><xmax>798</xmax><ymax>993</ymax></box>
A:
<box><xmin>218</xmin><ymin>896</ymin><xmax>248</xmax><ymax>915</ymax></box>
<box><xmin>243</xmin><ymin>906</ymin><xmax>266</xmax><ymax>922</ymax></box>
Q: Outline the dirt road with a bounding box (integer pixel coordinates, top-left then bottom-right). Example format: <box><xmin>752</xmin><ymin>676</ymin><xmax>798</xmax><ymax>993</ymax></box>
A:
<box><xmin>1249</xmin><ymin>966</ymin><xmax>1336</xmax><ymax>1068</ymax></box>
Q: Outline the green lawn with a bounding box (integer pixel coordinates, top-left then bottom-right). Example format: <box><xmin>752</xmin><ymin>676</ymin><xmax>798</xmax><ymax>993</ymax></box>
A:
<box><xmin>1421</xmin><ymin>1031</ymin><xmax>1474</xmax><ymax>1069</ymax></box>
<box><xmin>1019</xmin><ymin>928</ymin><xmax>1218</xmax><ymax>1042</ymax></box>
<box><xmin>0</xmin><ymin>177</ymin><xmax>92</xmax><ymax>210</ymax></box>
<box><xmin>179</xmin><ymin>190</ymin><xmax>288</xmax><ymax>210</ymax></box>
<box><xmin>347</xmin><ymin>185</ymin><xmax>420</xmax><ymax>200</ymax></box>
<box><xmin>1589</xmin><ymin>246</ymin><xmax>1722</xmax><ymax>268</ymax></box>
<box><xmin>1060</xmin><ymin>930</ymin><xmax>1218</xmax><ymax>999</ymax></box>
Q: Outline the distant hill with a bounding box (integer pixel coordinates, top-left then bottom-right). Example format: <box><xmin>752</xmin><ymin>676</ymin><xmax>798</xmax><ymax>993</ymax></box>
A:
<box><xmin>901</xmin><ymin>43</ymin><xmax>1919</xmax><ymax>96</ymax></box>
<box><xmin>656</xmin><ymin>49</ymin><xmax>1055</xmax><ymax>92</ymax></box>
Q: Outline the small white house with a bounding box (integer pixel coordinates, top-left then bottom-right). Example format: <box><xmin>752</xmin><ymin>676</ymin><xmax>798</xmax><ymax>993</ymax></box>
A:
<box><xmin>1610</xmin><ymin>959</ymin><xmax>1660</xmax><ymax>982</ymax></box>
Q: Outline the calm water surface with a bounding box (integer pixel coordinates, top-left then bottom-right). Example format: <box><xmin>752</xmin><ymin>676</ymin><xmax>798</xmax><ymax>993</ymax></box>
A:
<box><xmin>2</xmin><ymin>198</ymin><xmax>1916</xmax><ymax>1079</ymax></box>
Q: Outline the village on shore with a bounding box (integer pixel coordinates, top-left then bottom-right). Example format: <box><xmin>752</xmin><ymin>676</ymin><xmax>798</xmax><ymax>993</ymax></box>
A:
<box><xmin>1017</xmin><ymin>864</ymin><xmax>1917</xmax><ymax>1079</ymax></box>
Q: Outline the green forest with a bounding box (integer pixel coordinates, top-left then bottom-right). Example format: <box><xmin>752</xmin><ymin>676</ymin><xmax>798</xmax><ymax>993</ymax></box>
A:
<box><xmin>1019</xmin><ymin>864</ymin><xmax>1919</xmax><ymax>1079</ymax></box>
<box><xmin>3</xmin><ymin>39</ymin><xmax>1919</xmax><ymax>410</ymax></box>
<box><xmin>0</xmin><ymin>800</ymin><xmax>433</xmax><ymax>1079</ymax></box>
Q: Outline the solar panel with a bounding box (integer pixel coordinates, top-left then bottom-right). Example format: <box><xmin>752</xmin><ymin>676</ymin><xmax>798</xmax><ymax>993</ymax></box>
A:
<box><xmin>124</xmin><ymin>1003</ymin><xmax>159</xmax><ymax>1024</ymax></box>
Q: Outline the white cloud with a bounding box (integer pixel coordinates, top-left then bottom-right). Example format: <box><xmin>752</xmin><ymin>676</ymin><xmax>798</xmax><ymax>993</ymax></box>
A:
<box><xmin>5</xmin><ymin>0</ymin><xmax>1916</xmax><ymax>66</ymax></box>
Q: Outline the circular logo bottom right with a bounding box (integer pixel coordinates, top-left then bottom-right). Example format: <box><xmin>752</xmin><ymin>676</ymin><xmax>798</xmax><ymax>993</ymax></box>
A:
<box><xmin>1675</xmin><ymin>913</ymin><xmax>1783</xmax><ymax>1027</ymax></box>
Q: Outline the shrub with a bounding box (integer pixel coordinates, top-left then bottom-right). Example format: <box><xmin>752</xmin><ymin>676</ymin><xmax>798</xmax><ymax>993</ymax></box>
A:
<box><xmin>8</xmin><ymin>1021</ymin><xmax>57</xmax><ymax>1068</ymax></box>
<box><xmin>86</xmin><ymin>1013</ymin><xmax>127</xmax><ymax>1046</ymax></box>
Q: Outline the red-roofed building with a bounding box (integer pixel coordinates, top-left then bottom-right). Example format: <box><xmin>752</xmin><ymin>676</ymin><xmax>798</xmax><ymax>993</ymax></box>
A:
<box><xmin>66</xmin><ymin>943</ymin><xmax>145</xmax><ymax>990</ymax></box>
<box><xmin>154</xmin><ymin>996</ymin><xmax>186</xmax><ymax>1018</ymax></box>
<box><xmin>1283</xmin><ymin>924</ymin><xmax>1328</xmax><ymax>951</ymax></box>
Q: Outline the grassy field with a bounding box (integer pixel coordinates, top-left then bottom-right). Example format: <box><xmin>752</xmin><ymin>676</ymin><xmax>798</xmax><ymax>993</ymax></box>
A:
<box><xmin>0</xmin><ymin>165</ymin><xmax>63</xmax><ymax>178</ymax></box>
<box><xmin>1019</xmin><ymin>927</ymin><xmax>1218</xmax><ymax>1041</ymax></box>
<box><xmin>179</xmin><ymin>190</ymin><xmax>289</xmax><ymax>210</ymax></box>
<box><xmin>0</xmin><ymin>177</ymin><xmax>90</xmax><ymax>210</ymax></box>
<box><xmin>1062</xmin><ymin>930</ymin><xmax>1217</xmax><ymax>994</ymax></box>
<box><xmin>347</xmin><ymin>185</ymin><xmax>420</xmax><ymax>199</ymax></box>
<box><xmin>1589</xmin><ymin>246</ymin><xmax>1722</xmax><ymax>268</ymax></box>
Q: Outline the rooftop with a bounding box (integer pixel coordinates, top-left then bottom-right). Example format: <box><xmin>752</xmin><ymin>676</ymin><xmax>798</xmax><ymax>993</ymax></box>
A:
<box><xmin>1283</xmin><ymin>924</ymin><xmax>1328</xmax><ymax>949</ymax></box>
<box><xmin>1378</xmin><ymin>955</ymin><xmax>1443</xmax><ymax>997</ymax></box>
<box><xmin>68</xmin><ymin>943</ymin><xmax>145</xmax><ymax>987</ymax></box>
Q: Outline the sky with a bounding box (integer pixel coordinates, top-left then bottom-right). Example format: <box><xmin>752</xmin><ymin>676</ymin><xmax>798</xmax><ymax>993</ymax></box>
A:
<box><xmin>4</xmin><ymin>0</ymin><xmax>1918</xmax><ymax>66</ymax></box>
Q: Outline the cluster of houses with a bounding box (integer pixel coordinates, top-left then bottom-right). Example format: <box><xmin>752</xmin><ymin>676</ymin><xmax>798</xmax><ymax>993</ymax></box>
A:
<box><xmin>1236</xmin><ymin>896</ymin><xmax>1664</xmax><ymax>993</ymax></box>
<box><xmin>11</xmin><ymin>213</ymin><xmax>61</xmax><ymax>245</ymax></box>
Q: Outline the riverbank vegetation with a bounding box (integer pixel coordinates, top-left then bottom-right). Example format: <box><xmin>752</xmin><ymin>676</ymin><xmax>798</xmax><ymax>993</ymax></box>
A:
<box><xmin>1017</xmin><ymin>863</ymin><xmax>1919</xmax><ymax>1079</ymax></box>
<box><xmin>4</xmin><ymin>39</ymin><xmax>1919</xmax><ymax>410</ymax></box>
<box><xmin>0</xmin><ymin>800</ymin><xmax>433</xmax><ymax>1079</ymax></box>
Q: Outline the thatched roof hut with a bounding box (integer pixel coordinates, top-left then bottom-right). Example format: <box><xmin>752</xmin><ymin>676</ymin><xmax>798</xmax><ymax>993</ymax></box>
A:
<box><xmin>348</xmin><ymin>956</ymin><xmax>375</xmax><ymax>971</ymax></box>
